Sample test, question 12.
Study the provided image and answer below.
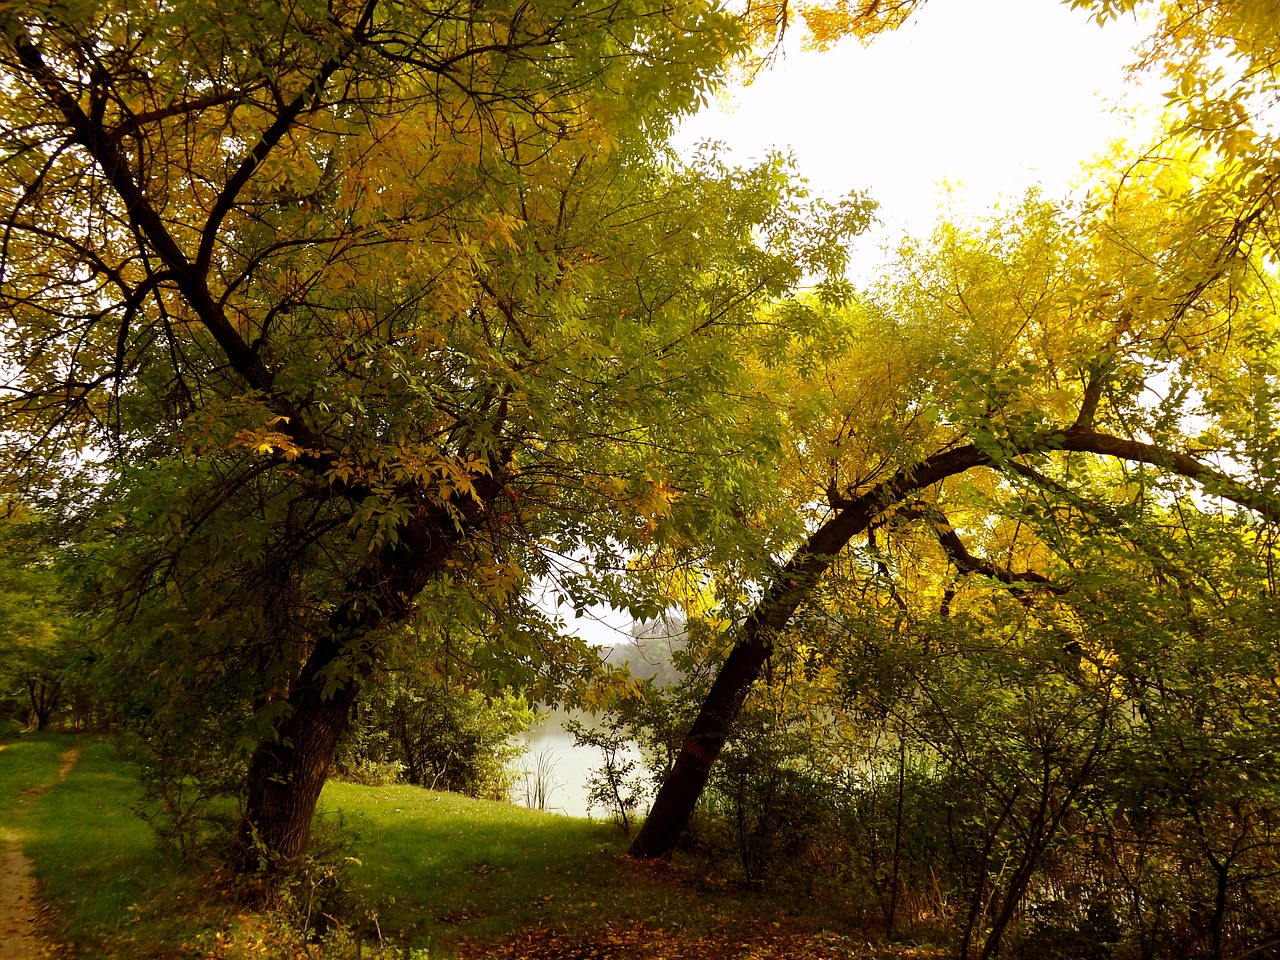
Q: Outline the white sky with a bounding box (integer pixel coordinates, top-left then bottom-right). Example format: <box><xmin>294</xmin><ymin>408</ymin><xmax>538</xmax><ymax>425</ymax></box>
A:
<box><xmin>673</xmin><ymin>0</ymin><xmax>1165</xmax><ymax>277</ymax></box>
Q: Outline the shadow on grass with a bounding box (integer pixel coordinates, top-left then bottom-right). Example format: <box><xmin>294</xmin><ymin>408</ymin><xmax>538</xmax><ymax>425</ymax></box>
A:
<box><xmin>321</xmin><ymin>782</ymin><xmax>758</xmax><ymax>955</ymax></box>
<box><xmin>0</xmin><ymin>733</ymin><xmax>74</xmax><ymax>836</ymax></box>
<box><xmin>321</xmin><ymin>783</ymin><xmax>628</xmax><ymax>948</ymax></box>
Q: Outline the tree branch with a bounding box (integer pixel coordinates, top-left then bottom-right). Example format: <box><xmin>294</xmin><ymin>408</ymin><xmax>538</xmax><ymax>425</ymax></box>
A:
<box><xmin>632</xmin><ymin>419</ymin><xmax>1280</xmax><ymax>859</ymax></box>
<box><xmin>893</xmin><ymin>503</ymin><xmax>1064</xmax><ymax>595</ymax></box>
<box><xmin>195</xmin><ymin>0</ymin><xmax>380</xmax><ymax>279</ymax></box>
<box><xmin>4</xmin><ymin>15</ymin><xmax>354</xmax><ymax>481</ymax></box>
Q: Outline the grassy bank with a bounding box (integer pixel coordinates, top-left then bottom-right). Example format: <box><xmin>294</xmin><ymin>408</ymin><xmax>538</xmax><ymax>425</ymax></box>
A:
<box><xmin>319</xmin><ymin>783</ymin><xmax>711</xmax><ymax>954</ymax></box>
<box><xmin>1</xmin><ymin>735</ymin><xmax>897</xmax><ymax>959</ymax></box>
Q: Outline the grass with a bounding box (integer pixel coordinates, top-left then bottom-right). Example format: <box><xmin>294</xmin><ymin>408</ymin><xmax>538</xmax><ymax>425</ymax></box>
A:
<box><xmin>0</xmin><ymin>733</ymin><xmax>69</xmax><ymax>842</ymax></box>
<box><xmin>0</xmin><ymin>734</ymin><xmax>249</xmax><ymax>958</ymax></box>
<box><xmin>21</xmin><ymin>739</ymin><xmax>177</xmax><ymax>952</ymax></box>
<box><xmin>0</xmin><ymin>736</ymin><xmax>870</xmax><ymax>959</ymax></box>
<box><xmin>319</xmin><ymin>782</ymin><xmax>725</xmax><ymax>954</ymax></box>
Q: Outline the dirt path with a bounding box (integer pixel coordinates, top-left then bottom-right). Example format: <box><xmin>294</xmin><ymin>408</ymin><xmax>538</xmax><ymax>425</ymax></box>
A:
<box><xmin>0</xmin><ymin>742</ymin><xmax>83</xmax><ymax>960</ymax></box>
<box><xmin>0</xmin><ymin>847</ymin><xmax>43</xmax><ymax>960</ymax></box>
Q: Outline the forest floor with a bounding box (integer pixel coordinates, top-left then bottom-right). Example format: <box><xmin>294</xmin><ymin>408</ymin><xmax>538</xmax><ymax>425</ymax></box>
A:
<box><xmin>453</xmin><ymin>920</ymin><xmax>944</xmax><ymax>960</ymax></box>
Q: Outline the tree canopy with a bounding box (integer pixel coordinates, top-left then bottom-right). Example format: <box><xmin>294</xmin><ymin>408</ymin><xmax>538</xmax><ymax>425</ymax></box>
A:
<box><xmin>6</xmin><ymin>10</ymin><xmax>1280</xmax><ymax>942</ymax></box>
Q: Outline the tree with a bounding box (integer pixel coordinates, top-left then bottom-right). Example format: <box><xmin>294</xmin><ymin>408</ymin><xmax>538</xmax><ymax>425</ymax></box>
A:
<box><xmin>0</xmin><ymin>0</ymin><xmax>869</xmax><ymax>866</ymax></box>
<box><xmin>337</xmin><ymin>671</ymin><xmax>533</xmax><ymax>798</ymax></box>
<box><xmin>644</xmin><ymin>0</ymin><xmax>1280</xmax><ymax>866</ymax></box>
<box><xmin>0</xmin><ymin>503</ymin><xmax>76</xmax><ymax>732</ymax></box>
<box><xmin>632</xmin><ymin>116</ymin><xmax>1280</xmax><ymax>857</ymax></box>
<box><xmin>632</xmin><ymin>0</ymin><xmax>1280</xmax><ymax>864</ymax></box>
<box><xmin>806</xmin><ymin>480</ymin><xmax>1280</xmax><ymax>956</ymax></box>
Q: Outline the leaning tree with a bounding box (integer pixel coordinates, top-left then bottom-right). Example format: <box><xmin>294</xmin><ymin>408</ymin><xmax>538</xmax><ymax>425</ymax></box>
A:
<box><xmin>632</xmin><ymin>96</ymin><xmax>1280</xmax><ymax>858</ymax></box>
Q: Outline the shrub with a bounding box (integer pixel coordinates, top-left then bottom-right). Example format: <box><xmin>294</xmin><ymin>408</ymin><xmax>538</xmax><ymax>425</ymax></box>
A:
<box><xmin>336</xmin><ymin>677</ymin><xmax>533</xmax><ymax>799</ymax></box>
<box><xmin>116</xmin><ymin>717</ymin><xmax>245</xmax><ymax>862</ymax></box>
<box><xmin>567</xmin><ymin>713</ymin><xmax>646</xmax><ymax>833</ymax></box>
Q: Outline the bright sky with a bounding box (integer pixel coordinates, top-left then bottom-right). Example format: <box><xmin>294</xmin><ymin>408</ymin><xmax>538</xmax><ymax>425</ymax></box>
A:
<box><xmin>673</xmin><ymin>0</ymin><xmax>1164</xmax><ymax>277</ymax></box>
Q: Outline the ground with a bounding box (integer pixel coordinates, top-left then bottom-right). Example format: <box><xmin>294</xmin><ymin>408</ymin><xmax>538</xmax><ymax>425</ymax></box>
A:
<box><xmin>0</xmin><ymin>743</ymin><xmax>80</xmax><ymax>960</ymax></box>
<box><xmin>459</xmin><ymin>921</ymin><xmax>943</xmax><ymax>960</ymax></box>
<box><xmin>0</xmin><ymin>844</ymin><xmax>44</xmax><ymax>960</ymax></box>
<box><xmin>0</xmin><ymin>742</ymin><xmax>948</xmax><ymax>959</ymax></box>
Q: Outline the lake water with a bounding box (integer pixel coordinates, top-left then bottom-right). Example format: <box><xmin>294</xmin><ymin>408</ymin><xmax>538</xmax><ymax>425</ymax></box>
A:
<box><xmin>507</xmin><ymin>628</ymin><xmax>680</xmax><ymax>818</ymax></box>
<box><xmin>511</xmin><ymin>709</ymin><xmax>645</xmax><ymax>819</ymax></box>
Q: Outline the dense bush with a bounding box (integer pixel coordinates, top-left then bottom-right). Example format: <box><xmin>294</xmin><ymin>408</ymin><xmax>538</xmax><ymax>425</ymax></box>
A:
<box><xmin>335</xmin><ymin>677</ymin><xmax>533</xmax><ymax>800</ymax></box>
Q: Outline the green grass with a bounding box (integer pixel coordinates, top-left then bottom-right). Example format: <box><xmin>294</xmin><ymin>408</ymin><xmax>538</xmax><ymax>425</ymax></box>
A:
<box><xmin>0</xmin><ymin>735</ymin><xmax>242</xmax><ymax>958</ymax></box>
<box><xmin>0</xmin><ymin>739</ymin><xmax>814</xmax><ymax>959</ymax></box>
<box><xmin>321</xmin><ymin>783</ymin><xmax>666</xmax><ymax>952</ymax></box>
<box><xmin>0</xmin><ymin>733</ymin><xmax>73</xmax><ymax>841</ymax></box>
<box><xmin>21</xmin><ymin>740</ymin><xmax>169</xmax><ymax>948</ymax></box>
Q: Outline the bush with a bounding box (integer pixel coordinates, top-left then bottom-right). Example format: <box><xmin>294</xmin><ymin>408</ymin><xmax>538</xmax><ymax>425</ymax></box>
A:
<box><xmin>677</xmin><ymin>683</ymin><xmax>860</xmax><ymax>894</ymax></box>
<box><xmin>336</xmin><ymin>677</ymin><xmax>533</xmax><ymax>799</ymax></box>
<box><xmin>116</xmin><ymin>717</ymin><xmax>245</xmax><ymax>862</ymax></box>
<box><xmin>334</xmin><ymin>758</ymin><xmax>405</xmax><ymax>787</ymax></box>
<box><xmin>567</xmin><ymin>713</ymin><xmax>646</xmax><ymax>833</ymax></box>
<box><xmin>695</xmin><ymin>753</ymin><xmax>848</xmax><ymax>890</ymax></box>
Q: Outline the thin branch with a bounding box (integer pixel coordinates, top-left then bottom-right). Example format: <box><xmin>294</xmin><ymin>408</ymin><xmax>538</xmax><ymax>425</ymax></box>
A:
<box><xmin>196</xmin><ymin>0</ymin><xmax>380</xmax><ymax>278</ymax></box>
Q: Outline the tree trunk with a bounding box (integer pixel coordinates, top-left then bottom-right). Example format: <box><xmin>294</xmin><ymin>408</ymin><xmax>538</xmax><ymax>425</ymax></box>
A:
<box><xmin>1209</xmin><ymin>859</ymin><xmax>1229</xmax><ymax>960</ymax></box>
<box><xmin>237</xmin><ymin>631</ymin><xmax>360</xmax><ymax>869</ymax></box>
<box><xmin>629</xmin><ymin>494</ymin><xmax>910</xmax><ymax>857</ymax></box>
<box><xmin>628</xmin><ymin>629</ymin><xmax>773</xmax><ymax>858</ymax></box>
<box><xmin>887</xmin><ymin>723</ymin><xmax>907</xmax><ymax>936</ymax></box>
<box><xmin>26</xmin><ymin>676</ymin><xmax>60</xmax><ymax>731</ymax></box>
<box><xmin>235</xmin><ymin>523</ymin><xmax>462</xmax><ymax>869</ymax></box>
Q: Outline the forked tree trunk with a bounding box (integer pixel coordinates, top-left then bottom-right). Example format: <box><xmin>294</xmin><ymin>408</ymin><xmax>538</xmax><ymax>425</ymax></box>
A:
<box><xmin>235</xmin><ymin>524</ymin><xmax>461</xmax><ymax>870</ymax></box>
<box><xmin>26</xmin><ymin>676</ymin><xmax>61</xmax><ymax>731</ymax></box>
<box><xmin>238</xmin><ymin>632</ymin><xmax>362</xmax><ymax>869</ymax></box>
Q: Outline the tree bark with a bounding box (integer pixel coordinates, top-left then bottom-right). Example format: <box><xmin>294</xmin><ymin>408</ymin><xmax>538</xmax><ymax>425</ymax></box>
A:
<box><xmin>238</xmin><ymin>631</ymin><xmax>360</xmax><ymax>868</ymax></box>
<box><xmin>627</xmin><ymin>625</ymin><xmax>773</xmax><ymax>858</ymax></box>
<box><xmin>236</xmin><ymin>515</ymin><xmax>469</xmax><ymax>869</ymax></box>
